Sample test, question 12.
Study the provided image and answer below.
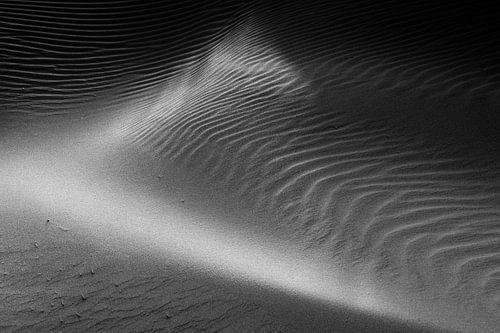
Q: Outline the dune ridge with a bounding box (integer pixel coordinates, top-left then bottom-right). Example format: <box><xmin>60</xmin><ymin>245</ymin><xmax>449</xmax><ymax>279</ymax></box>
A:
<box><xmin>111</xmin><ymin>16</ymin><xmax>500</xmax><ymax>331</ymax></box>
<box><xmin>2</xmin><ymin>1</ymin><xmax>500</xmax><ymax>332</ymax></box>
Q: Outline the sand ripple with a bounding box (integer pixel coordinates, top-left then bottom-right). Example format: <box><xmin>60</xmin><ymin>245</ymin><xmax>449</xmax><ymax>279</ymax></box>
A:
<box><xmin>1</xmin><ymin>1</ymin><xmax>500</xmax><ymax>332</ymax></box>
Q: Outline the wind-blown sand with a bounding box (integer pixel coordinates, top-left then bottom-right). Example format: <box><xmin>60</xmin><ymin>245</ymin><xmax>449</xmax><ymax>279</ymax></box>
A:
<box><xmin>1</xmin><ymin>1</ymin><xmax>499</xmax><ymax>332</ymax></box>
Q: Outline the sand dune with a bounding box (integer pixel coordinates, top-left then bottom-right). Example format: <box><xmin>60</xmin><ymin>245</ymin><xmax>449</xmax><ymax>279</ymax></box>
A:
<box><xmin>1</xmin><ymin>1</ymin><xmax>500</xmax><ymax>332</ymax></box>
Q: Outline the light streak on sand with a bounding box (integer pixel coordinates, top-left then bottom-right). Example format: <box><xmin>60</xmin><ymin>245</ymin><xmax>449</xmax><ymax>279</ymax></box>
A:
<box><xmin>3</xmin><ymin>119</ymin><xmax>489</xmax><ymax>333</ymax></box>
<box><xmin>0</xmin><ymin>133</ymin><xmax>408</xmax><ymax>327</ymax></box>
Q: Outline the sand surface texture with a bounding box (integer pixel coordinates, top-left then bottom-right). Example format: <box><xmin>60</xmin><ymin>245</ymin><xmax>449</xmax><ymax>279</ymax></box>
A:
<box><xmin>1</xmin><ymin>1</ymin><xmax>499</xmax><ymax>332</ymax></box>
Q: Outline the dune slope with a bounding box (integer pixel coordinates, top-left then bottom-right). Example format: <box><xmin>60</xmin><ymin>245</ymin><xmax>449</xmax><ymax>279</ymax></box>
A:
<box><xmin>1</xmin><ymin>1</ymin><xmax>500</xmax><ymax>332</ymax></box>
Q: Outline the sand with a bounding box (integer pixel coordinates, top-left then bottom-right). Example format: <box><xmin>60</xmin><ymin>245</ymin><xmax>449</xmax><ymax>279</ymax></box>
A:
<box><xmin>1</xmin><ymin>1</ymin><xmax>499</xmax><ymax>332</ymax></box>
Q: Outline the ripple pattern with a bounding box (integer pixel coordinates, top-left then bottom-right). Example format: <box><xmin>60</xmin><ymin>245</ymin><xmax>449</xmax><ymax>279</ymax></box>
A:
<box><xmin>2</xmin><ymin>0</ymin><xmax>500</xmax><ymax>332</ymax></box>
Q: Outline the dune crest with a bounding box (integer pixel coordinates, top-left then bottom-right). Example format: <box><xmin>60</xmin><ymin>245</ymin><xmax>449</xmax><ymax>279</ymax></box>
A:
<box><xmin>2</xmin><ymin>1</ymin><xmax>500</xmax><ymax>332</ymax></box>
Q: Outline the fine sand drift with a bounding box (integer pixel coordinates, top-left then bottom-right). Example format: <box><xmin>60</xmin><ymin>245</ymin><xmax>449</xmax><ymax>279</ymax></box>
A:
<box><xmin>1</xmin><ymin>1</ymin><xmax>500</xmax><ymax>332</ymax></box>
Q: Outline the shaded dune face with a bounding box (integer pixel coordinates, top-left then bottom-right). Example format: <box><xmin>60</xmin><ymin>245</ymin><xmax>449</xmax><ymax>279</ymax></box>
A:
<box><xmin>0</xmin><ymin>0</ymin><xmax>259</xmax><ymax>120</ymax></box>
<box><xmin>1</xmin><ymin>1</ymin><xmax>500</xmax><ymax>332</ymax></box>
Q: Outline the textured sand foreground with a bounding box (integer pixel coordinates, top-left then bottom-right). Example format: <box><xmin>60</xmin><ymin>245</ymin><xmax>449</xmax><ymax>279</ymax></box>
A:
<box><xmin>1</xmin><ymin>1</ymin><xmax>500</xmax><ymax>332</ymax></box>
